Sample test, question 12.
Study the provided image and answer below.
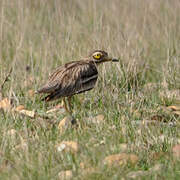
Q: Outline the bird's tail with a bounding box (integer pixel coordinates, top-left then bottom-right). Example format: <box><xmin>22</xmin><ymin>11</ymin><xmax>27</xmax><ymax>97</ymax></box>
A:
<box><xmin>41</xmin><ymin>91</ymin><xmax>60</xmax><ymax>102</ymax></box>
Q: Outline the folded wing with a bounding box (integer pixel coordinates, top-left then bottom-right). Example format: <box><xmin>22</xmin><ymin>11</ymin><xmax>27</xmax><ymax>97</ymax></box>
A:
<box><xmin>37</xmin><ymin>61</ymin><xmax>98</xmax><ymax>101</ymax></box>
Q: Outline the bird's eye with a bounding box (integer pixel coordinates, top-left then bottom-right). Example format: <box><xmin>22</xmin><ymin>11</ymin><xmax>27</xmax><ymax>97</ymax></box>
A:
<box><xmin>93</xmin><ymin>53</ymin><xmax>101</xmax><ymax>59</ymax></box>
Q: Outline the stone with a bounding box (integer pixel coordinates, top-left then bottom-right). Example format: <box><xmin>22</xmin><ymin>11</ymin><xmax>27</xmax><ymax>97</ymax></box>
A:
<box><xmin>167</xmin><ymin>105</ymin><xmax>180</xmax><ymax>111</ymax></box>
<box><xmin>15</xmin><ymin>105</ymin><xmax>25</xmax><ymax>111</ymax></box>
<box><xmin>18</xmin><ymin>109</ymin><xmax>35</xmax><ymax>118</ymax></box>
<box><xmin>0</xmin><ymin>98</ymin><xmax>11</xmax><ymax>111</ymax></box>
<box><xmin>104</xmin><ymin>153</ymin><xmax>138</xmax><ymax>166</ymax></box>
<box><xmin>14</xmin><ymin>105</ymin><xmax>35</xmax><ymax>118</ymax></box>
<box><xmin>56</xmin><ymin>141</ymin><xmax>79</xmax><ymax>153</ymax></box>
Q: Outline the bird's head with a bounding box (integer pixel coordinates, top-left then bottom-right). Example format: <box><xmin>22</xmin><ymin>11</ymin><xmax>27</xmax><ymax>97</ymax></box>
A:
<box><xmin>89</xmin><ymin>50</ymin><xmax>119</xmax><ymax>64</ymax></box>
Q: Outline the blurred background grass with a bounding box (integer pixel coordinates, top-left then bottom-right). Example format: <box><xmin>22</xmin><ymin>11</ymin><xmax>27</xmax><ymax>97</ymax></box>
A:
<box><xmin>0</xmin><ymin>0</ymin><xmax>180</xmax><ymax>179</ymax></box>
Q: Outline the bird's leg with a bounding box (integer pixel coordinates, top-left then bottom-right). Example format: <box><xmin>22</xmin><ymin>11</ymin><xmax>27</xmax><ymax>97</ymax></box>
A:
<box><xmin>67</xmin><ymin>96</ymin><xmax>76</xmax><ymax>125</ymax></box>
<box><xmin>62</xmin><ymin>97</ymin><xmax>70</xmax><ymax>114</ymax></box>
<box><xmin>63</xmin><ymin>97</ymin><xmax>76</xmax><ymax>125</ymax></box>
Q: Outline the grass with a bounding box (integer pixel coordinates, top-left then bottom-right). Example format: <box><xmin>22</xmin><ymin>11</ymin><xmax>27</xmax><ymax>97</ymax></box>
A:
<box><xmin>0</xmin><ymin>0</ymin><xmax>180</xmax><ymax>179</ymax></box>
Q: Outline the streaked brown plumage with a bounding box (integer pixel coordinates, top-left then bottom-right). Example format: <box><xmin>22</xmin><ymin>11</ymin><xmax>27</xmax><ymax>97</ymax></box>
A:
<box><xmin>37</xmin><ymin>50</ymin><xmax>118</xmax><ymax>113</ymax></box>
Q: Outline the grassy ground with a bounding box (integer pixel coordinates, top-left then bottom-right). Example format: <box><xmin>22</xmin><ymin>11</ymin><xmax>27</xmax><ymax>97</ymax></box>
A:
<box><xmin>0</xmin><ymin>0</ymin><xmax>180</xmax><ymax>179</ymax></box>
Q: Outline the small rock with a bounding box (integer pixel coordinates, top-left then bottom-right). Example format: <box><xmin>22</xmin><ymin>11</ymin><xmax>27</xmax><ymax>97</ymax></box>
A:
<box><xmin>167</xmin><ymin>105</ymin><xmax>180</xmax><ymax>111</ymax></box>
<box><xmin>127</xmin><ymin>170</ymin><xmax>148</xmax><ymax>179</ymax></box>
<box><xmin>15</xmin><ymin>105</ymin><xmax>25</xmax><ymax>111</ymax></box>
<box><xmin>172</xmin><ymin>144</ymin><xmax>180</xmax><ymax>158</ymax></box>
<box><xmin>0</xmin><ymin>98</ymin><xmax>11</xmax><ymax>111</ymax></box>
<box><xmin>104</xmin><ymin>153</ymin><xmax>138</xmax><ymax>166</ymax></box>
<box><xmin>95</xmin><ymin>114</ymin><xmax>104</xmax><ymax>122</ymax></box>
<box><xmin>58</xmin><ymin>170</ymin><xmax>73</xmax><ymax>180</ymax></box>
<box><xmin>58</xmin><ymin>117</ymin><xmax>72</xmax><ymax>132</ymax></box>
<box><xmin>56</xmin><ymin>141</ymin><xmax>79</xmax><ymax>153</ymax></box>
<box><xmin>14</xmin><ymin>105</ymin><xmax>35</xmax><ymax>118</ymax></box>
<box><xmin>18</xmin><ymin>109</ymin><xmax>35</xmax><ymax>118</ymax></box>
<box><xmin>165</xmin><ymin>105</ymin><xmax>180</xmax><ymax>116</ymax></box>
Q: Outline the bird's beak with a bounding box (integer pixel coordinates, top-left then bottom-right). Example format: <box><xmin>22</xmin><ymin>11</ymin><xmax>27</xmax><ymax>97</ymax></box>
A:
<box><xmin>111</xmin><ymin>58</ymin><xmax>119</xmax><ymax>62</ymax></box>
<box><xmin>107</xmin><ymin>57</ymin><xmax>119</xmax><ymax>62</ymax></box>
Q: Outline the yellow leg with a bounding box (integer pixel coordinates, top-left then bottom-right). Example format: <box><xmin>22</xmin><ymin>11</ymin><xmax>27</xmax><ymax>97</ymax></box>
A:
<box><xmin>62</xmin><ymin>97</ymin><xmax>73</xmax><ymax>115</ymax></box>
<box><xmin>63</xmin><ymin>98</ymin><xmax>69</xmax><ymax>114</ymax></box>
<box><xmin>63</xmin><ymin>97</ymin><xmax>77</xmax><ymax>125</ymax></box>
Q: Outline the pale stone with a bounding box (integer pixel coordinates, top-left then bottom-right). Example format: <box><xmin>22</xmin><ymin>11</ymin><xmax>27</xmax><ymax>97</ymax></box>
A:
<box><xmin>104</xmin><ymin>153</ymin><xmax>138</xmax><ymax>166</ymax></box>
<box><xmin>0</xmin><ymin>98</ymin><xmax>11</xmax><ymax>111</ymax></box>
<box><xmin>167</xmin><ymin>105</ymin><xmax>180</xmax><ymax>111</ymax></box>
<box><xmin>15</xmin><ymin>105</ymin><xmax>25</xmax><ymax>111</ymax></box>
<box><xmin>18</xmin><ymin>109</ymin><xmax>35</xmax><ymax>118</ymax></box>
<box><xmin>56</xmin><ymin>141</ymin><xmax>79</xmax><ymax>153</ymax></box>
<box><xmin>14</xmin><ymin>105</ymin><xmax>35</xmax><ymax>118</ymax></box>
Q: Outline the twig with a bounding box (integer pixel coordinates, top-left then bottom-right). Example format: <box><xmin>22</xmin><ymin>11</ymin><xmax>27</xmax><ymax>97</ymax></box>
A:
<box><xmin>0</xmin><ymin>67</ymin><xmax>13</xmax><ymax>100</ymax></box>
<box><xmin>1</xmin><ymin>67</ymin><xmax>13</xmax><ymax>89</ymax></box>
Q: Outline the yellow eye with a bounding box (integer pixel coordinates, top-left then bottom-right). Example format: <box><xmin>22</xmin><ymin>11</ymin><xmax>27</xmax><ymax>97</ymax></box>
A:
<box><xmin>93</xmin><ymin>53</ymin><xmax>101</xmax><ymax>59</ymax></box>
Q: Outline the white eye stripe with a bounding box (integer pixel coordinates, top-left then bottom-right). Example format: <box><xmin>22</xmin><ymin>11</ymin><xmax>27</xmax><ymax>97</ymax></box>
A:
<box><xmin>93</xmin><ymin>52</ymin><xmax>102</xmax><ymax>56</ymax></box>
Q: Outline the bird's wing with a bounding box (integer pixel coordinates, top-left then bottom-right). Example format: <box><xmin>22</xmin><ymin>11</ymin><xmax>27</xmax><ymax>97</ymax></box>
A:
<box><xmin>37</xmin><ymin>61</ymin><xmax>98</xmax><ymax>99</ymax></box>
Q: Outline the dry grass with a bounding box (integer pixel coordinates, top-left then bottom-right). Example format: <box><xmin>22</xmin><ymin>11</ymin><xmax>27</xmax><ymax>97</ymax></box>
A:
<box><xmin>0</xmin><ymin>0</ymin><xmax>180</xmax><ymax>179</ymax></box>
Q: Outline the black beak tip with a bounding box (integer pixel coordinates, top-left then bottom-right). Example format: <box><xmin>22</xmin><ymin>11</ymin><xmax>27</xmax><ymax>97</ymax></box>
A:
<box><xmin>112</xmin><ymin>58</ymin><xmax>119</xmax><ymax>62</ymax></box>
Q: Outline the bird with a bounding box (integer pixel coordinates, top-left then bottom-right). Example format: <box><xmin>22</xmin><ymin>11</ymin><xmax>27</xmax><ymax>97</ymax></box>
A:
<box><xmin>36</xmin><ymin>50</ymin><xmax>119</xmax><ymax>113</ymax></box>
